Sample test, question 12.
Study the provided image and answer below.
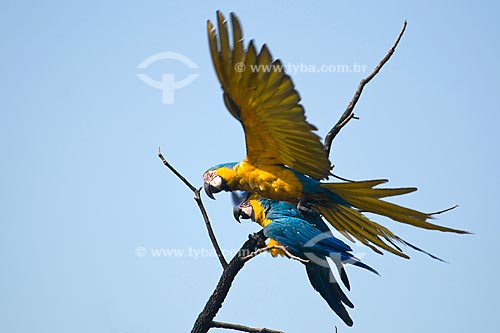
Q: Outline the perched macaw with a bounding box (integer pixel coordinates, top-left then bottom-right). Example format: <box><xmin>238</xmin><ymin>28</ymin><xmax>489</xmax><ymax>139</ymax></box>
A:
<box><xmin>203</xmin><ymin>12</ymin><xmax>468</xmax><ymax>258</ymax></box>
<box><xmin>233</xmin><ymin>193</ymin><xmax>378</xmax><ymax>326</ymax></box>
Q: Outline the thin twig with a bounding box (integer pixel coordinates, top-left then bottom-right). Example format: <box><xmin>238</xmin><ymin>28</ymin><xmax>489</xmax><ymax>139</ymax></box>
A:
<box><xmin>158</xmin><ymin>147</ymin><xmax>197</xmax><ymax>192</ymax></box>
<box><xmin>324</xmin><ymin>20</ymin><xmax>408</xmax><ymax>155</ymax></box>
<box><xmin>242</xmin><ymin>245</ymin><xmax>310</xmax><ymax>264</ymax></box>
<box><xmin>191</xmin><ymin>231</ymin><xmax>269</xmax><ymax>333</ymax></box>
<box><xmin>211</xmin><ymin>321</ymin><xmax>284</xmax><ymax>333</ymax></box>
<box><xmin>158</xmin><ymin>148</ymin><xmax>228</xmax><ymax>268</ymax></box>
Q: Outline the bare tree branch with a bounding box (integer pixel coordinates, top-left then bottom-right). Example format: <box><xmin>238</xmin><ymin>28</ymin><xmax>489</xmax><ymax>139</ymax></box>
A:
<box><xmin>211</xmin><ymin>321</ymin><xmax>284</xmax><ymax>333</ymax></box>
<box><xmin>158</xmin><ymin>154</ymin><xmax>279</xmax><ymax>332</ymax></box>
<box><xmin>324</xmin><ymin>20</ymin><xmax>408</xmax><ymax>155</ymax></box>
<box><xmin>191</xmin><ymin>231</ymin><xmax>270</xmax><ymax>333</ymax></box>
<box><xmin>158</xmin><ymin>148</ymin><xmax>228</xmax><ymax>268</ymax></box>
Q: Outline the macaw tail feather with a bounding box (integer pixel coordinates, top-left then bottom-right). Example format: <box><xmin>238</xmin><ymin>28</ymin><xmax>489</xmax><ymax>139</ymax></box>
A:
<box><xmin>332</xmin><ymin>261</ymin><xmax>350</xmax><ymax>291</ymax></box>
<box><xmin>318</xmin><ymin>204</ymin><xmax>410</xmax><ymax>258</ymax></box>
<box><xmin>329</xmin><ymin>255</ymin><xmax>379</xmax><ymax>293</ymax></box>
<box><xmin>346</xmin><ymin>257</ymin><xmax>380</xmax><ymax>276</ymax></box>
<box><xmin>305</xmin><ymin>262</ymin><xmax>354</xmax><ymax>326</ymax></box>
<box><xmin>317</xmin><ymin>179</ymin><xmax>468</xmax><ymax>258</ymax></box>
<box><xmin>399</xmin><ymin>239</ymin><xmax>447</xmax><ymax>262</ymax></box>
<box><xmin>326</xmin><ymin>250</ymin><xmax>380</xmax><ymax>279</ymax></box>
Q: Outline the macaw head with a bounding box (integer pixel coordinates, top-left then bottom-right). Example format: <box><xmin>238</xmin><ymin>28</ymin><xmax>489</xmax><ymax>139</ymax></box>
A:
<box><xmin>202</xmin><ymin>162</ymin><xmax>238</xmax><ymax>199</ymax></box>
<box><xmin>234</xmin><ymin>200</ymin><xmax>255</xmax><ymax>222</ymax></box>
<box><xmin>231</xmin><ymin>191</ymin><xmax>252</xmax><ymax>222</ymax></box>
<box><xmin>232</xmin><ymin>193</ymin><xmax>274</xmax><ymax>227</ymax></box>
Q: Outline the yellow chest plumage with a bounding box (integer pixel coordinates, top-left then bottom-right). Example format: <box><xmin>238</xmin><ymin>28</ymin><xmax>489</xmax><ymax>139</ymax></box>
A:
<box><xmin>249</xmin><ymin>198</ymin><xmax>284</xmax><ymax>257</ymax></box>
<box><xmin>217</xmin><ymin>160</ymin><xmax>304</xmax><ymax>201</ymax></box>
<box><xmin>249</xmin><ymin>199</ymin><xmax>271</xmax><ymax>227</ymax></box>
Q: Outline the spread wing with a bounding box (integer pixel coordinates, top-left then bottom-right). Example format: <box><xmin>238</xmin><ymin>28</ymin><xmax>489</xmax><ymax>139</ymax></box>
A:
<box><xmin>207</xmin><ymin>11</ymin><xmax>331</xmax><ymax>180</ymax></box>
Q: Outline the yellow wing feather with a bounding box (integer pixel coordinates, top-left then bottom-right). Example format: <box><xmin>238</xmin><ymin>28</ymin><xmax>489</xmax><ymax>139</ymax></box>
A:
<box><xmin>208</xmin><ymin>11</ymin><xmax>331</xmax><ymax>180</ymax></box>
<box><xmin>317</xmin><ymin>180</ymin><xmax>468</xmax><ymax>257</ymax></box>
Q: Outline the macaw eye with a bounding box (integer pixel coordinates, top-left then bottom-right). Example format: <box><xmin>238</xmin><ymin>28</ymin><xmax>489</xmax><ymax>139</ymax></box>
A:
<box><xmin>238</xmin><ymin>201</ymin><xmax>253</xmax><ymax>220</ymax></box>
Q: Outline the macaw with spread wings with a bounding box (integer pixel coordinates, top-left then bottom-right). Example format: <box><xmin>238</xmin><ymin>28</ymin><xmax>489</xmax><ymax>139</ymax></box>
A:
<box><xmin>203</xmin><ymin>11</ymin><xmax>467</xmax><ymax>258</ymax></box>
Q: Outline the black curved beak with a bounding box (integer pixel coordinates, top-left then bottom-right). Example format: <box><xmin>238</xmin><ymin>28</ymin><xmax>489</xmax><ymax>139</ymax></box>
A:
<box><xmin>233</xmin><ymin>205</ymin><xmax>242</xmax><ymax>223</ymax></box>
<box><xmin>203</xmin><ymin>181</ymin><xmax>216</xmax><ymax>200</ymax></box>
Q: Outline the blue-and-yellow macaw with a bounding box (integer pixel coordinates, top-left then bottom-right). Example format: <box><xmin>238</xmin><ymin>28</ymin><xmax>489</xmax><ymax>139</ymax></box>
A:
<box><xmin>232</xmin><ymin>193</ymin><xmax>378</xmax><ymax>326</ymax></box>
<box><xmin>203</xmin><ymin>12</ymin><xmax>468</xmax><ymax>258</ymax></box>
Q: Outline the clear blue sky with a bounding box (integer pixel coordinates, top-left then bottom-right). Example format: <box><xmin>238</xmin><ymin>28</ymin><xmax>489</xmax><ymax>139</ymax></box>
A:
<box><xmin>1</xmin><ymin>1</ymin><xmax>498</xmax><ymax>332</ymax></box>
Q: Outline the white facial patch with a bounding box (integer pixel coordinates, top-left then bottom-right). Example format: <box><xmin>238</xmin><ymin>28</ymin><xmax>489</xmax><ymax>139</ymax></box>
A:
<box><xmin>211</xmin><ymin>175</ymin><xmax>222</xmax><ymax>188</ymax></box>
<box><xmin>203</xmin><ymin>170</ymin><xmax>217</xmax><ymax>182</ymax></box>
<box><xmin>241</xmin><ymin>205</ymin><xmax>253</xmax><ymax>218</ymax></box>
